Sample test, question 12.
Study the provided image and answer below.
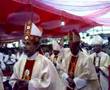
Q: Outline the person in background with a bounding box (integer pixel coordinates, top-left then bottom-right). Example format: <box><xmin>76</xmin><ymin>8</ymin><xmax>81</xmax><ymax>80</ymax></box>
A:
<box><xmin>90</xmin><ymin>35</ymin><xmax>110</xmax><ymax>90</ymax></box>
<box><xmin>60</xmin><ymin>31</ymin><xmax>100</xmax><ymax>90</ymax></box>
<box><xmin>0</xmin><ymin>51</ymin><xmax>6</xmax><ymax>70</ymax></box>
<box><xmin>50</xmin><ymin>40</ymin><xmax>63</xmax><ymax>67</ymax></box>
<box><xmin>7</xmin><ymin>50</ymin><xmax>17</xmax><ymax>65</ymax></box>
<box><xmin>103</xmin><ymin>37</ymin><xmax>110</xmax><ymax>55</ymax></box>
<box><xmin>44</xmin><ymin>51</ymin><xmax>50</xmax><ymax>59</ymax></box>
<box><xmin>16</xmin><ymin>48</ymin><xmax>24</xmax><ymax>61</ymax></box>
<box><xmin>10</xmin><ymin>21</ymin><xmax>64</xmax><ymax>90</ymax></box>
<box><xmin>0</xmin><ymin>69</ymin><xmax>4</xmax><ymax>90</ymax></box>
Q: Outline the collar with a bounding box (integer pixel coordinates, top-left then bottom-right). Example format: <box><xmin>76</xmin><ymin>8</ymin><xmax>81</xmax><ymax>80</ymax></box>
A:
<box><xmin>72</xmin><ymin>54</ymin><xmax>78</xmax><ymax>57</ymax></box>
<box><xmin>71</xmin><ymin>51</ymin><xmax>79</xmax><ymax>58</ymax></box>
<box><xmin>28</xmin><ymin>52</ymin><xmax>39</xmax><ymax>60</ymax></box>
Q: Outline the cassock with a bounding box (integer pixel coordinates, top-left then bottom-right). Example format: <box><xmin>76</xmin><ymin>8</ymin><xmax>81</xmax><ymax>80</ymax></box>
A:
<box><xmin>60</xmin><ymin>50</ymin><xmax>100</xmax><ymax>90</ymax></box>
<box><xmin>10</xmin><ymin>52</ymin><xmax>65</xmax><ymax>90</ymax></box>
<box><xmin>90</xmin><ymin>51</ymin><xmax>110</xmax><ymax>90</ymax></box>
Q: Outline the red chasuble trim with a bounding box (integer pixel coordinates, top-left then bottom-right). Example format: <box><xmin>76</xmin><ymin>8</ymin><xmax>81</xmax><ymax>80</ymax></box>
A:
<box><xmin>67</xmin><ymin>56</ymin><xmax>78</xmax><ymax>90</ymax></box>
<box><xmin>22</xmin><ymin>60</ymin><xmax>35</xmax><ymax>80</ymax></box>
<box><xmin>68</xmin><ymin>56</ymin><xmax>78</xmax><ymax>79</ymax></box>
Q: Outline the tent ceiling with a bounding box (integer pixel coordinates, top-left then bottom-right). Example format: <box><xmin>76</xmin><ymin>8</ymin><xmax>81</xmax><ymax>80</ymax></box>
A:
<box><xmin>0</xmin><ymin>0</ymin><xmax>100</xmax><ymax>41</ymax></box>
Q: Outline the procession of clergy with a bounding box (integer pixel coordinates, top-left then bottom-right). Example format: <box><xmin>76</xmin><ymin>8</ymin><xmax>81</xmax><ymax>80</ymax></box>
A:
<box><xmin>0</xmin><ymin>21</ymin><xmax>110</xmax><ymax>90</ymax></box>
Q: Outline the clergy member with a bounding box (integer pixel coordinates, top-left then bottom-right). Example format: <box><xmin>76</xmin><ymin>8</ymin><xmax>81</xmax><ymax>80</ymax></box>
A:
<box><xmin>60</xmin><ymin>31</ymin><xmax>100</xmax><ymax>90</ymax></box>
<box><xmin>50</xmin><ymin>40</ymin><xmax>63</xmax><ymax>67</ymax></box>
<box><xmin>90</xmin><ymin>35</ymin><xmax>110</xmax><ymax>90</ymax></box>
<box><xmin>10</xmin><ymin>20</ymin><xmax>64</xmax><ymax>90</ymax></box>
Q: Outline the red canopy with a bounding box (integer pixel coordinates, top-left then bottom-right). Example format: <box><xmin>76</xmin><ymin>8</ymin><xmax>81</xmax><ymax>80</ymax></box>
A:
<box><xmin>0</xmin><ymin>0</ymin><xmax>100</xmax><ymax>41</ymax></box>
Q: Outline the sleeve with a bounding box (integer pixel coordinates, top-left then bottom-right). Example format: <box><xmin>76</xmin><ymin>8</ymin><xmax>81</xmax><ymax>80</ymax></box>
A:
<box><xmin>78</xmin><ymin>56</ymin><xmax>98</xmax><ymax>80</ymax></box>
<box><xmin>11</xmin><ymin>60</ymin><xmax>21</xmax><ymax>79</ymax></box>
<box><xmin>28</xmin><ymin>60</ymin><xmax>51</xmax><ymax>89</ymax></box>
<box><xmin>61</xmin><ymin>72</ymin><xmax>68</xmax><ymax>81</ymax></box>
<box><xmin>73</xmin><ymin>77</ymin><xmax>87</xmax><ymax>89</ymax></box>
<box><xmin>59</xmin><ymin>57</ymin><xmax>70</xmax><ymax>88</ymax></box>
<box><xmin>73</xmin><ymin>56</ymin><xmax>98</xmax><ymax>89</ymax></box>
<box><xmin>10</xmin><ymin>60</ymin><xmax>21</xmax><ymax>87</ymax></box>
<box><xmin>29</xmin><ymin>58</ymin><xmax>65</xmax><ymax>90</ymax></box>
<box><xmin>100</xmin><ymin>54</ymin><xmax>110</xmax><ymax>70</ymax></box>
<box><xmin>59</xmin><ymin>58</ymin><xmax>68</xmax><ymax>79</ymax></box>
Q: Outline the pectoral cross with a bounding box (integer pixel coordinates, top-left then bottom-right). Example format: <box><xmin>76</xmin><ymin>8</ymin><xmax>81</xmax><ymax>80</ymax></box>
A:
<box><xmin>22</xmin><ymin>69</ymin><xmax>30</xmax><ymax>80</ymax></box>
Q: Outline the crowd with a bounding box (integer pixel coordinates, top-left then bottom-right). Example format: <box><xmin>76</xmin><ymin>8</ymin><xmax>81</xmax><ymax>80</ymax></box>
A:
<box><xmin>0</xmin><ymin>21</ymin><xmax>110</xmax><ymax>90</ymax></box>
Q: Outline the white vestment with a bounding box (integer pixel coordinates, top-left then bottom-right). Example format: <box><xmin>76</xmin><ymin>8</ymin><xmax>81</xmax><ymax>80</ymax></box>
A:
<box><xmin>50</xmin><ymin>53</ymin><xmax>63</xmax><ymax>73</ymax></box>
<box><xmin>16</xmin><ymin>52</ymin><xmax>24</xmax><ymax>61</ymax></box>
<box><xmin>11</xmin><ymin>52</ymin><xmax>65</xmax><ymax>90</ymax></box>
<box><xmin>60</xmin><ymin>50</ymin><xmax>100</xmax><ymax>90</ymax></box>
<box><xmin>90</xmin><ymin>51</ymin><xmax>110</xmax><ymax>90</ymax></box>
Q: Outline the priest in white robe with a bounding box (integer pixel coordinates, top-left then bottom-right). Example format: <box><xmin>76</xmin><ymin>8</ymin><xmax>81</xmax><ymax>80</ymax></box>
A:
<box><xmin>50</xmin><ymin>40</ymin><xmax>63</xmax><ymax>68</ymax></box>
<box><xmin>90</xmin><ymin>35</ymin><xmax>110</xmax><ymax>90</ymax></box>
<box><xmin>10</xmin><ymin>21</ymin><xmax>64</xmax><ymax>90</ymax></box>
<box><xmin>60</xmin><ymin>31</ymin><xmax>100</xmax><ymax>90</ymax></box>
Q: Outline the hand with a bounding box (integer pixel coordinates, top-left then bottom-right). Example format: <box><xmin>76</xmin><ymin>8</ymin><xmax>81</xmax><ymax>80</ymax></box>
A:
<box><xmin>13</xmin><ymin>79</ymin><xmax>28</xmax><ymax>90</ymax></box>
<box><xmin>67</xmin><ymin>77</ymin><xmax>73</xmax><ymax>84</ymax></box>
<box><xmin>66</xmin><ymin>77</ymin><xmax>75</xmax><ymax>89</ymax></box>
<box><xmin>95</xmin><ymin>66</ymin><xmax>100</xmax><ymax>73</ymax></box>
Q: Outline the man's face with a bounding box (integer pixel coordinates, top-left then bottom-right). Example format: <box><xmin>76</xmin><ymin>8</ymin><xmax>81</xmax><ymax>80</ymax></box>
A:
<box><xmin>69</xmin><ymin>41</ymin><xmax>80</xmax><ymax>55</ymax></box>
<box><xmin>23</xmin><ymin>35</ymin><xmax>40</xmax><ymax>56</ymax></box>
<box><xmin>93</xmin><ymin>45</ymin><xmax>101</xmax><ymax>53</ymax></box>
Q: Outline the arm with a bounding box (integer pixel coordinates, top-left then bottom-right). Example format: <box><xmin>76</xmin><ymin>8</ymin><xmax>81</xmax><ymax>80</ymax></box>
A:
<box><xmin>12</xmin><ymin>60</ymin><xmax>51</xmax><ymax>90</ymax></box>
<box><xmin>73</xmin><ymin>56</ymin><xmax>97</xmax><ymax>89</ymax></box>
<box><xmin>100</xmin><ymin>54</ymin><xmax>110</xmax><ymax>71</ymax></box>
<box><xmin>28</xmin><ymin>65</ymin><xmax>51</xmax><ymax>89</ymax></box>
<box><xmin>10</xmin><ymin>60</ymin><xmax>21</xmax><ymax>87</ymax></box>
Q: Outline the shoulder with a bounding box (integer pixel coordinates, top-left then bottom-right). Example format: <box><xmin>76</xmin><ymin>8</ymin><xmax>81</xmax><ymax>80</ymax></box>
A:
<box><xmin>63</xmin><ymin>48</ymin><xmax>71</xmax><ymax>54</ymax></box>
<box><xmin>38</xmin><ymin>54</ymin><xmax>56</xmax><ymax>71</ymax></box>
<box><xmin>79</xmin><ymin>51</ymin><xmax>88</xmax><ymax>58</ymax></box>
<box><xmin>38</xmin><ymin>54</ymin><xmax>49</xmax><ymax>60</ymax></box>
<box><xmin>37</xmin><ymin>53</ymin><xmax>52</xmax><ymax>64</ymax></box>
<box><xmin>100</xmin><ymin>51</ymin><xmax>109</xmax><ymax>57</ymax></box>
<box><xmin>79</xmin><ymin>51</ymin><xmax>93</xmax><ymax>64</ymax></box>
<box><xmin>89</xmin><ymin>53</ymin><xmax>96</xmax><ymax>59</ymax></box>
